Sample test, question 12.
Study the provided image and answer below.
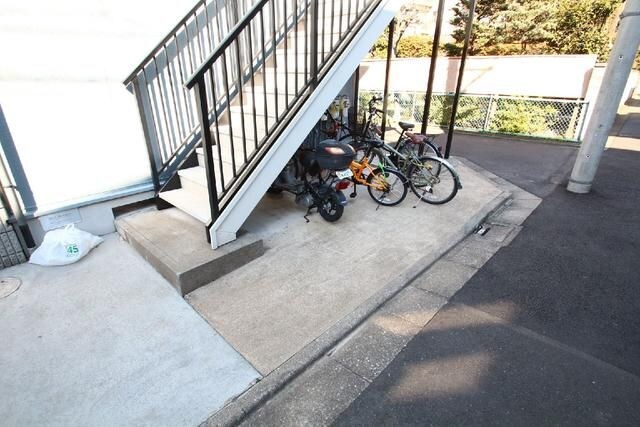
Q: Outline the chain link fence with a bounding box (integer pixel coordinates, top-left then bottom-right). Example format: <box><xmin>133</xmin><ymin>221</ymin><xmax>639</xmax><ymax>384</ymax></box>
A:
<box><xmin>358</xmin><ymin>90</ymin><xmax>589</xmax><ymax>142</ymax></box>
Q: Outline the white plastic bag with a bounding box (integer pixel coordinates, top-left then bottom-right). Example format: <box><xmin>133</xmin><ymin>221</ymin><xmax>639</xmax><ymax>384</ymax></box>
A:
<box><xmin>29</xmin><ymin>224</ymin><xmax>103</xmax><ymax>266</ymax></box>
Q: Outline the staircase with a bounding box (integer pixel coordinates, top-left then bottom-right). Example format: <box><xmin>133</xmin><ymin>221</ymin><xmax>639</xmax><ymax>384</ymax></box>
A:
<box><xmin>125</xmin><ymin>0</ymin><xmax>398</xmax><ymax>248</ymax></box>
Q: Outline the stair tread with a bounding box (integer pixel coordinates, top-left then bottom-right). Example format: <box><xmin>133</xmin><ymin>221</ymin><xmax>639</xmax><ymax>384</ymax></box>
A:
<box><xmin>159</xmin><ymin>188</ymin><xmax>211</xmax><ymax>224</ymax></box>
<box><xmin>178</xmin><ymin>166</ymin><xmax>207</xmax><ymax>187</ymax></box>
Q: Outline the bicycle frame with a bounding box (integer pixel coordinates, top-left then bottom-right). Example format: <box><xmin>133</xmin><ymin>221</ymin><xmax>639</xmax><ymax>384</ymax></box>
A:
<box><xmin>349</xmin><ymin>156</ymin><xmax>387</xmax><ymax>191</ymax></box>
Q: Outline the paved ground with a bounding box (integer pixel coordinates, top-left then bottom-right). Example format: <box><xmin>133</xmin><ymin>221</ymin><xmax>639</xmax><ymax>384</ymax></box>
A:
<box><xmin>0</xmin><ymin>234</ymin><xmax>259</xmax><ymax>426</ymax></box>
<box><xmin>335</xmin><ymin>99</ymin><xmax>640</xmax><ymax>424</ymax></box>
<box><xmin>451</xmin><ymin>133</ymin><xmax>578</xmax><ymax>197</ymax></box>
<box><xmin>187</xmin><ymin>160</ymin><xmax>503</xmax><ymax>375</ymax></box>
<box><xmin>233</xmin><ymin>167</ymin><xmax>538</xmax><ymax>427</ymax></box>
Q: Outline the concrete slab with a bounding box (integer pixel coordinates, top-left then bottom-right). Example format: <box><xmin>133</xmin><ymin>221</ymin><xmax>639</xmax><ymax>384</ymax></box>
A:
<box><xmin>332</xmin><ymin>312</ymin><xmax>423</xmax><ymax>381</ymax></box>
<box><xmin>413</xmin><ymin>259</ymin><xmax>478</xmax><ymax>299</ymax></box>
<box><xmin>241</xmin><ymin>358</ymin><xmax>369</xmax><ymax>427</ymax></box>
<box><xmin>187</xmin><ymin>161</ymin><xmax>504</xmax><ymax>375</ymax></box>
<box><xmin>116</xmin><ymin>208</ymin><xmax>265</xmax><ymax>295</ymax></box>
<box><xmin>444</xmin><ymin>238</ymin><xmax>500</xmax><ymax>269</ymax></box>
<box><xmin>379</xmin><ymin>286</ymin><xmax>447</xmax><ymax>328</ymax></box>
<box><xmin>0</xmin><ymin>234</ymin><xmax>259</xmax><ymax>426</ymax></box>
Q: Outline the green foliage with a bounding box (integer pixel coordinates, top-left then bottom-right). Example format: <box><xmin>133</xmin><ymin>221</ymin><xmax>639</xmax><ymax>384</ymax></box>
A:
<box><xmin>490</xmin><ymin>98</ymin><xmax>555</xmax><ymax>135</ymax></box>
<box><xmin>548</xmin><ymin>0</ymin><xmax>621</xmax><ymax>61</ymax></box>
<box><xmin>426</xmin><ymin>94</ymin><xmax>485</xmax><ymax>129</ymax></box>
<box><xmin>396</xmin><ymin>35</ymin><xmax>433</xmax><ymax>58</ymax></box>
<box><xmin>493</xmin><ymin>0</ymin><xmax>555</xmax><ymax>54</ymax></box>
<box><xmin>445</xmin><ymin>0</ymin><xmax>509</xmax><ymax>56</ymax></box>
<box><xmin>369</xmin><ymin>28</ymin><xmax>389</xmax><ymax>59</ymax></box>
<box><xmin>445</xmin><ymin>0</ymin><xmax>621</xmax><ymax>60</ymax></box>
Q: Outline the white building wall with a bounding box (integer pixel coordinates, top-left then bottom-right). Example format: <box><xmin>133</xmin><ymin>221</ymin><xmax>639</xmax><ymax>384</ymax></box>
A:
<box><xmin>0</xmin><ymin>0</ymin><xmax>197</xmax><ymax>215</ymax></box>
<box><xmin>359</xmin><ymin>55</ymin><xmax>598</xmax><ymax>99</ymax></box>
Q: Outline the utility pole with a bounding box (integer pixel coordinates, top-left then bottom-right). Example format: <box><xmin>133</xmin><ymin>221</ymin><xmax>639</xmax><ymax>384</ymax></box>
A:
<box><xmin>567</xmin><ymin>0</ymin><xmax>640</xmax><ymax>194</ymax></box>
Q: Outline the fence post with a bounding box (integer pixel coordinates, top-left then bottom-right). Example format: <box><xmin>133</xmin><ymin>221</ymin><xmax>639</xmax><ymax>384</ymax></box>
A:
<box><xmin>576</xmin><ymin>101</ymin><xmax>589</xmax><ymax>142</ymax></box>
<box><xmin>482</xmin><ymin>94</ymin><xmax>494</xmax><ymax>132</ymax></box>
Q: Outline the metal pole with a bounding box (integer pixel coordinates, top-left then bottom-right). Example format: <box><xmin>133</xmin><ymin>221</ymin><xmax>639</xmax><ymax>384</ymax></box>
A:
<box><xmin>353</xmin><ymin>65</ymin><xmax>360</xmax><ymax>125</ymax></box>
<box><xmin>567</xmin><ymin>0</ymin><xmax>640</xmax><ymax>194</ymax></box>
<box><xmin>444</xmin><ymin>0</ymin><xmax>476</xmax><ymax>158</ymax></box>
<box><xmin>421</xmin><ymin>0</ymin><xmax>446</xmax><ymax>134</ymax></box>
<box><xmin>381</xmin><ymin>18</ymin><xmax>395</xmax><ymax>140</ymax></box>
<box><xmin>310</xmin><ymin>0</ymin><xmax>319</xmax><ymax>88</ymax></box>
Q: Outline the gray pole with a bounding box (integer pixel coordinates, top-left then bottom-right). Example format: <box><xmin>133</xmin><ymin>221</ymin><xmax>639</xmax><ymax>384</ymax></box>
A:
<box><xmin>567</xmin><ymin>0</ymin><xmax>640</xmax><ymax>194</ymax></box>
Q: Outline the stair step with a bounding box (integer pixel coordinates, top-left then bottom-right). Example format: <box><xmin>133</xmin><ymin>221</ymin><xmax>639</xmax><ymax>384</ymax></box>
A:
<box><xmin>254</xmin><ymin>67</ymin><xmax>308</xmax><ymax>88</ymax></box>
<box><xmin>159</xmin><ymin>188</ymin><xmax>211</xmax><ymax>224</ymax></box>
<box><xmin>194</xmin><ymin>146</ymin><xmax>255</xmax><ymax>192</ymax></box>
<box><xmin>178</xmin><ymin>166</ymin><xmax>208</xmax><ymax>189</ymax></box>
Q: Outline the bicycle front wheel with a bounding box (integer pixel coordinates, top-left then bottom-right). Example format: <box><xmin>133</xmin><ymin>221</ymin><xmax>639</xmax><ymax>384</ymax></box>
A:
<box><xmin>407</xmin><ymin>157</ymin><xmax>458</xmax><ymax>204</ymax></box>
<box><xmin>366</xmin><ymin>168</ymin><xmax>408</xmax><ymax>206</ymax></box>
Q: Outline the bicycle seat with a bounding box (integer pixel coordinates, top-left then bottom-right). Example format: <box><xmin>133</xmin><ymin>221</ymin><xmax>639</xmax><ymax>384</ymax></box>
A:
<box><xmin>398</xmin><ymin>121</ymin><xmax>415</xmax><ymax>131</ymax></box>
<box><xmin>405</xmin><ymin>132</ymin><xmax>427</xmax><ymax>145</ymax></box>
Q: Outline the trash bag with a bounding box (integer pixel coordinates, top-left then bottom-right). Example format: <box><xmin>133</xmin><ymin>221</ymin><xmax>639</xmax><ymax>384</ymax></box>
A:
<box><xmin>29</xmin><ymin>224</ymin><xmax>103</xmax><ymax>266</ymax></box>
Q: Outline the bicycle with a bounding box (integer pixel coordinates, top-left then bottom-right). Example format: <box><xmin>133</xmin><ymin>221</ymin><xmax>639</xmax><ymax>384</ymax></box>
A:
<box><xmin>330</xmin><ymin>96</ymin><xmax>444</xmax><ymax>159</ymax></box>
<box><xmin>349</xmin><ymin>98</ymin><xmax>461</xmax><ymax>205</ymax></box>
<box><xmin>343</xmin><ymin>138</ymin><xmax>408</xmax><ymax>206</ymax></box>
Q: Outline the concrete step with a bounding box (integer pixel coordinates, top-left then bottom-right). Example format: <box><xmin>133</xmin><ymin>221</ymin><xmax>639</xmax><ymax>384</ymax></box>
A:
<box><xmin>115</xmin><ymin>207</ymin><xmax>265</xmax><ymax>295</ymax></box>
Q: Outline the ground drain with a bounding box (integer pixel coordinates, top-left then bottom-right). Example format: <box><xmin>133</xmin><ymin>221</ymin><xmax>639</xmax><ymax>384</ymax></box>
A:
<box><xmin>0</xmin><ymin>277</ymin><xmax>21</xmax><ymax>298</ymax></box>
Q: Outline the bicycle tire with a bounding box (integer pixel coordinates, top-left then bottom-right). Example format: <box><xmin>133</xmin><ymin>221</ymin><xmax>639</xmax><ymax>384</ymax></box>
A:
<box><xmin>366</xmin><ymin>168</ymin><xmax>408</xmax><ymax>206</ymax></box>
<box><xmin>406</xmin><ymin>156</ymin><xmax>458</xmax><ymax>204</ymax></box>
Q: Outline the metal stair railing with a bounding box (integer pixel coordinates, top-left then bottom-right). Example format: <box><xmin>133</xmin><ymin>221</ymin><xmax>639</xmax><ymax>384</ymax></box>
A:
<box><xmin>123</xmin><ymin>0</ymin><xmax>258</xmax><ymax>193</ymax></box>
<box><xmin>186</xmin><ymin>0</ymin><xmax>382</xmax><ymax>237</ymax></box>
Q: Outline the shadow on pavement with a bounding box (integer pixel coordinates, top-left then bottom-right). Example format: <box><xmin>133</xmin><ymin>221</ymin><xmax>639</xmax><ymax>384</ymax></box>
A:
<box><xmin>334</xmin><ymin>147</ymin><xmax>640</xmax><ymax>425</ymax></box>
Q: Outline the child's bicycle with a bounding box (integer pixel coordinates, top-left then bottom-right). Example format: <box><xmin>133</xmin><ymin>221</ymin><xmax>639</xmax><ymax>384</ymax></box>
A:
<box><xmin>341</xmin><ymin>138</ymin><xmax>408</xmax><ymax>206</ymax></box>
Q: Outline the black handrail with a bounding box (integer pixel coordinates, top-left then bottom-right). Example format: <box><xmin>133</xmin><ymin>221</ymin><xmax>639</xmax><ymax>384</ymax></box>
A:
<box><xmin>185</xmin><ymin>0</ymin><xmax>382</xmax><ymax>239</ymax></box>
<box><xmin>186</xmin><ymin>0</ymin><xmax>270</xmax><ymax>89</ymax></box>
<box><xmin>124</xmin><ymin>0</ymin><xmax>216</xmax><ymax>85</ymax></box>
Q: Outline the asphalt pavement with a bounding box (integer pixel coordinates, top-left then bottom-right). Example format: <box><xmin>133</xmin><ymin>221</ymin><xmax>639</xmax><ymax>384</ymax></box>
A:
<box><xmin>335</xmin><ymin>131</ymin><xmax>640</xmax><ymax>424</ymax></box>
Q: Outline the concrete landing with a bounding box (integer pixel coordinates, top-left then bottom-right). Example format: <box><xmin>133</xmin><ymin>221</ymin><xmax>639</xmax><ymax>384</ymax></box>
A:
<box><xmin>0</xmin><ymin>234</ymin><xmax>260</xmax><ymax>426</ymax></box>
<box><xmin>187</xmin><ymin>159</ymin><xmax>506</xmax><ymax>375</ymax></box>
<box><xmin>116</xmin><ymin>208</ymin><xmax>265</xmax><ymax>295</ymax></box>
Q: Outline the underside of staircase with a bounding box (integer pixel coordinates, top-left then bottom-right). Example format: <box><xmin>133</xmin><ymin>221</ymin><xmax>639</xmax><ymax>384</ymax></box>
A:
<box><xmin>125</xmin><ymin>0</ymin><xmax>399</xmax><ymax>251</ymax></box>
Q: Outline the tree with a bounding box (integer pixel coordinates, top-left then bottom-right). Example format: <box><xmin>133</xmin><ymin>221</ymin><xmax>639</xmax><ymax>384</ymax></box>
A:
<box><xmin>444</xmin><ymin>0</ymin><xmax>621</xmax><ymax>59</ymax></box>
<box><xmin>368</xmin><ymin>1</ymin><xmax>432</xmax><ymax>58</ymax></box>
<box><xmin>547</xmin><ymin>0</ymin><xmax>622</xmax><ymax>61</ymax></box>
<box><xmin>443</xmin><ymin>0</ymin><xmax>509</xmax><ymax>56</ymax></box>
<box><xmin>393</xmin><ymin>2</ymin><xmax>432</xmax><ymax>54</ymax></box>
<box><xmin>492</xmin><ymin>0</ymin><xmax>555</xmax><ymax>54</ymax></box>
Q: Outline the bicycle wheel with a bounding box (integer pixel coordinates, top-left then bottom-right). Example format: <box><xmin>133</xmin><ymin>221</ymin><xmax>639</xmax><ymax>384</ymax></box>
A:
<box><xmin>421</xmin><ymin>140</ymin><xmax>442</xmax><ymax>158</ymax></box>
<box><xmin>366</xmin><ymin>168</ymin><xmax>408</xmax><ymax>206</ymax></box>
<box><xmin>407</xmin><ymin>156</ymin><xmax>458</xmax><ymax>204</ymax></box>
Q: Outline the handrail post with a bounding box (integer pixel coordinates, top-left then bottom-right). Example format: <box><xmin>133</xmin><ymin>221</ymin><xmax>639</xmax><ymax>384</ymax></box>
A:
<box><xmin>131</xmin><ymin>76</ymin><xmax>161</xmax><ymax>192</ymax></box>
<box><xmin>193</xmin><ymin>77</ymin><xmax>220</xmax><ymax>226</ymax></box>
<box><xmin>310</xmin><ymin>0</ymin><xmax>319</xmax><ymax>87</ymax></box>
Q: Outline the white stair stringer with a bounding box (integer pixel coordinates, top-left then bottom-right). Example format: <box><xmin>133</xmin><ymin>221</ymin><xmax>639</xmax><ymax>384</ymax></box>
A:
<box><xmin>209</xmin><ymin>0</ymin><xmax>399</xmax><ymax>248</ymax></box>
